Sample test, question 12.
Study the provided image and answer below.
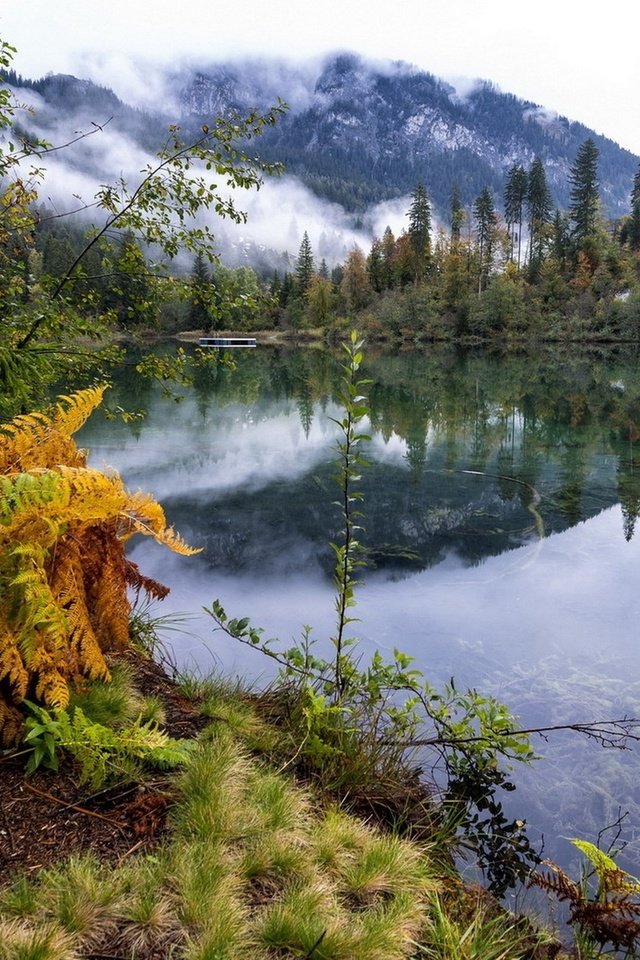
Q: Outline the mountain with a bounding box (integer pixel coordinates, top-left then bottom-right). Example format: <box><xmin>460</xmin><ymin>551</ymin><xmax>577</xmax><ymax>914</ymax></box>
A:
<box><xmin>173</xmin><ymin>53</ymin><xmax>638</xmax><ymax>216</ymax></box>
<box><xmin>7</xmin><ymin>52</ymin><xmax>638</xmax><ymax>224</ymax></box>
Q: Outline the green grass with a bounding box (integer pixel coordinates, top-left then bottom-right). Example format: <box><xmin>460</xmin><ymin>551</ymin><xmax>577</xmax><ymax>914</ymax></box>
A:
<box><xmin>1</xmin><ymin>661</ymin><xmax>564</xmax><ymax>960</ymax></box>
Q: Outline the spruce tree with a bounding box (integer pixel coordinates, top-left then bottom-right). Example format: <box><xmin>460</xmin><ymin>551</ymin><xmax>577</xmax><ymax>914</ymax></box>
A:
<box><xmin>450</xmin><ymin>182</ymin><xmax>465</xmax><ymax>245</ymax></box>
<box><xmin>473</xmin><ymin>187</ymin><xmax>497</xmax><ymax>294</ymax></box>
<box><xmin>627</xmin><ymin>164</ymin><xmax>640</xmax><ymax>251</ymax></box>
<box><xmin>188</xmin><ymin>251</ymin><xmax>212</xmax><ymax>330</ymax></box>
<box><xmin>295</xmin><ymin>231</ymin><xmax>315</xmax><ymax>295</ymax></box>
<box><xmin>569</xmin><ymin>138</ymin><xmax>600</xmax><ymax>244</ymax></box>
<box><xmin>526</xmin><ymin>158</ymin><xmax>552</xmax><ymax>274</ymax></box>
<box><xmin>407</xmin><ymin>181</ymin><xmax>432</xmax><ymax>282</ymax></box>
<box><xmin>504</xmin><ymin>165</ymin><xmax>527</xmax><ymax>267</ymax></box>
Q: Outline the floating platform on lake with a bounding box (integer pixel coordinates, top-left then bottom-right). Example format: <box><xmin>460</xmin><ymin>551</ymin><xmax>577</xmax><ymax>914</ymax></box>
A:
<box><xmin>199</xmin><ymin>336</ymin><xmax>257</xmax><ymax>348</ymax></box>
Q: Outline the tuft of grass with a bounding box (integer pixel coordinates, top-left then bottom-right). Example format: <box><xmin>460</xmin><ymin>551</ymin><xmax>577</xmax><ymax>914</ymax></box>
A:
<box><xmin>340</xmin><ymin>832</ymin><xmax>432</xmax><ymax>906</ymax></box>
<box><xmin>255</xmin><ymin>882</ymin><xmax>335</xmax><ymax>957</ymax></box>
<box><xmin>417</xmin><ymin>894</ymin><xmax>541</xmax><ymax>960</ymax></box>
<box><xmin>312</xmin><ymin>809</ymin><xmax>373</xmax><ymax>872</ymax></box>
<box><xmin>69</xmin><ymin>661</ymin><xmax>143</xmax><ymax>729</ymax></box>
<box><xmin>116</xmin><ymin>856</ymin><xmax>181</xmax><ymax>953</ymax></box>
<box><xmin>0</xmin><ymin>920</ymin><xmax>76</xmax><ymax>960</ymax></box>
<box><xmin>170</xmin><ymin>738</ymin><xmax>255</xmax><ymax>842</ymax></box>
<box><xmin>181</xmin><ymin>900</ymin><xmax>253</xmax><ymax>960</ymax></box>
<box><xmin>170</xmin><ymin>840</ymin><xmax>243</xmax><ymax>933</ymax></box>
<box><xmin>241</xmin><ymin>832</ymin><xmax>312</xmax><ymax>895</ymax></box>
<box><xmin>0</xmin><ymin>875</ymin><xmax>39</xmax><ymax>920</ymax></box>
<box><xmin>247</xmin><ymin>768</ymin><xmax>312</xmax><ymax>833</ymax></box>
<box><xmin>37</xmin><ymin>855</ymin><xmax>124</xmax><ymax>945</ymax></box>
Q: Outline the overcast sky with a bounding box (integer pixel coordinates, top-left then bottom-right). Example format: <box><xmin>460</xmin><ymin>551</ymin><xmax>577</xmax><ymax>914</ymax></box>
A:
<box><xmin>2</xmin><ymin>0</ymin><xmax>638</xmax><ymax>156</ymax></box>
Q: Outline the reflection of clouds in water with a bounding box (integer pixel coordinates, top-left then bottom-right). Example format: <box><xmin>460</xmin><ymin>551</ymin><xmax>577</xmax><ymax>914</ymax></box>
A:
<box><xmin>127</xmin><ymin>540</ymin><xmax>336</xmax><ymax>684</ymax></box>
<box><xmin>88</xmin><ymin>399</ymin><xmax>341</xmax><ymax>501</ymax></box>
<box><xmin>368</xmin><ymin>430</ymin><xmax>407</xmax><ymax>463</ymax></box>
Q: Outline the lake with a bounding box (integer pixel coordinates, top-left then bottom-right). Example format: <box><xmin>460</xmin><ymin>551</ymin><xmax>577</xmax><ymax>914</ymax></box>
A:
<box><xmin>79</xmin><ymin>341</ymin><xmax>640</xmax><ymax>885</ymax></box>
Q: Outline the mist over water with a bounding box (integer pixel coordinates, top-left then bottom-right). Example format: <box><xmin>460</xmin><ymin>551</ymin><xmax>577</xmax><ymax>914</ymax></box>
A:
<box><xmin>80</xmin><ymin>343</ymin><xmax>640</xmax><ymax>877</ymax></box>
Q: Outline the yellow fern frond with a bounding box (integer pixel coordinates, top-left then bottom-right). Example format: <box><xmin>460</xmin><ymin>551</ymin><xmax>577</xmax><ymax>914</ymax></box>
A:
<box><xmin>8</xmin><ymin>550</ymin><xmax>69</xmax><ymax>666</ymax></box>
<box><xmin>0</xmin><ymin>386</ymin><xmax>105</xmax><ymax>475</ymax></box>
<box><xmin>35</xmin><ymin>667</ymin><xmax>70</xmax><ymax>710</ymax></box>
<box><xmin>49</xmin><ymin>538</ymin><xmax>111</xmax><ymax>681</ymax></box>
<box><xmin>0</xmin><ymin>413</ymin><xmax>79</xmax><ymax>474</ymax></box>
<box><xmin>0</xmin><ymin>611</ymin><xmax>28</xmax><ymax>700</ymax></box>
<box><xmin>49</xmin><ymin>386</ymin><xmax>107</xmax><ymax>437</ymax></box>
<box><xmin>80</xmin><ymin>523</ymin><xmax>131</xmax><ymax>652</ymax></box>
<box><xmin>0</xmin><ymin>471</ymin><xmax>67</xmax><ymax>545</ymax></box>
<box><xmin>121</xmin><ymin>490</ymin><xmax>201</xmax><ymax>554</ymax></box>
<box><xmin>56</xmin><ymin>465</ymin><xmax>128</xmax><ymax>523</ymax></box>
<box><xmin>120</xmin><ymin>489</ymin><xmax>168</xmax><ymax>536</ymax></box>
<box><xmin>0</xmin><ymin>386</ymin><xmax>198</xmax><ymax>742</ymax></box>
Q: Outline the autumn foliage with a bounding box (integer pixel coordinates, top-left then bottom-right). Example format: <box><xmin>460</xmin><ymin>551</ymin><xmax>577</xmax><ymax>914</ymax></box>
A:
<box><xmin>0</xmin><ymin>386</ymin><xmax>199</xmax><ymax>744</ymax></box>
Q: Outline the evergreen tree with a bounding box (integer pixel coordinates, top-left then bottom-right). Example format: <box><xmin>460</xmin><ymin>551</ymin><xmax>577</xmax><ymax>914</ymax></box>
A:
<box><xmin>627</xmin><ymin>164</ymin><xmax>640</xmax><ymax>251</ymax></box>
<box><xmin>367</xmin><ymin>237</ymin><xmax>386</xmax><ymax>293</ymax></box>
<box><xmin>280</xmin><ymin>271</ymin><xmax>294</xmax><ymax>307</ymax></box>
<box><xmin>450</xmin><ymin>182</ymin><xmax>465</xmax><ymax>245</ymax></box>
<box><xmin>407</xmin><ymin>181</ymin><xmax>432</xmax><ymax>282</ymax></box>
<box><xmin>526</xmin><ymin>158</ymin><xmax>552</xmax><ymax>275</ymax></box>
<box><xmin>569</xmin><ymin>138</ymin><xmax>601</xmax><ymax>245</ymax></box>
<box><xmin>473</xmin><ymin>188</ymin><xmax>497</xmax><ymax>294</ymax></box>
<box><xmin>503</xmin><ymin>165</ymin><xmax>527</xmax><ymax>267</ymax></box>
<box><xmin>380</xmin><ymin>226</ymin><xmax>397</xmax><ymax>288</ymax></box>
<box><xmin>188</xmin><ymin>251</ymin><xmax>212</xmax><ymax>330</ymax></box>
<box><xmin>551</xmin><ymin>209</ymin><xmax>570</xmax><ymax>270</ymax></box>
<box><xmin>295</xmin><ymin>231</ymin><xmax>315</xmax><ymax>294</ymax></box>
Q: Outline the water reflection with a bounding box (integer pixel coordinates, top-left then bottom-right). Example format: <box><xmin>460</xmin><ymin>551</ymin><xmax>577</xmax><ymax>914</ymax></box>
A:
<box><xmin>79</xmin><ymin>343</ymin><xmax>640</xmax><ymax>876</ymax></box>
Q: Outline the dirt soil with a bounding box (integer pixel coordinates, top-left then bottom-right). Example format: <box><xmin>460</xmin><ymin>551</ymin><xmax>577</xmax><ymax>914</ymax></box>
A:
<box><xmin>0</xmin><ymin>653</ymin><xmax>208</xmax><ymax>885</ymax></box>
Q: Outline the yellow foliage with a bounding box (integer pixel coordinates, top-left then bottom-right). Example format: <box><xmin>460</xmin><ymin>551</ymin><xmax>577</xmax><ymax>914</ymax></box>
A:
<box><xmin>0</xmin><ymin>386</ymin><xmax>201</xmax><ymax>744</ymax></box>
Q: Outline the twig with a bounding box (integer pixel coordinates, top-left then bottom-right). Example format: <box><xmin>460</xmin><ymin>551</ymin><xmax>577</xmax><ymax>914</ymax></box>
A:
<box><xmin>117</xmin><ymin>838</ymin><xmax>147</xmax><ymax>863</ymax></box>
<box><xmin>21</xmin><ymin>781</ymin><xmax>129</xmax><ymax>835</ymax></box>
<box><xmin>303</xmin><ymin>930</ymin><xmax>327</xmax><ymax>958</ymax></box>
<box><xmin>56</xmin><ymin>782</ymin><xmax>139</xmax><ymax>815</ymax></box>
<box><xmin>400</xmin><ymin>718</ymin><xmax>640</xmax><ymax>751</ymax></box>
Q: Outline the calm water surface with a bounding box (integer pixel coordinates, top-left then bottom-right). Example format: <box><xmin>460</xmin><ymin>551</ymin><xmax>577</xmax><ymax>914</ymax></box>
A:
<box><xmin>79</xmin><ymin>343</ymin><xmax>640</xmax><ymax>880</ymax></box>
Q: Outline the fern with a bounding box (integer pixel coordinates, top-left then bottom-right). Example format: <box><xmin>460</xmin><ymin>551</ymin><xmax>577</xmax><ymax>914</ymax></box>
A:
<box><xmin>52</xmin><ymin>706</ymin><xmax>193</xmax><ymax>789</ymax></box>
<box><xmin>0</xmin><ymin>387</ymin><xmax>200</xmax><ymax>744</ymax></box>
<box><xmin>532</xmin><ymin>844</ymin><xmax>640</xmax><ymax>954</ymax></box>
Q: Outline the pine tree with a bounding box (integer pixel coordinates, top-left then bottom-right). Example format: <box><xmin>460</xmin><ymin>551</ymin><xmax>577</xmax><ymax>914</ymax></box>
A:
<box><xmin>627</xmin><ymin>164</ymin><xmax>640</xmax><ymax>251</ymax></box>
<box><xmin>380</xmin><ymin>226</ymin><xmax>397</xmax><ymax>288</ymax></box>
<box><xmin>450</xmin><ymin>182</ymin><xmax>465</xmax><ymax>245</ymax></box>
<box><xmin>340</xmin><ymin>247</ymin><xmax>372</xmax><ymax>313</ymax></box>
<box><xmin>504</xmin><ymin>165</ymin><xmax>527</xmax><ymax>267</ymax></box>
<box><xmin>407</xmin><ymin>181</ymin><xmax>432</xmax><ymax>283</ymax></box>
<box><xmin>367</xmin><ymin>237</ymin><xmax>385</xmax><ymax>293</ymax></box>
<box><xmin>295</xmin><ymin>231</ymin><xmax>315</xmax><ymax>295</ymax></box>
<box><xmin>188</xmin><ymin>251</ymin><xmax>212</xmax><ymax>330</ymax></box>
<box><xmin>526</xmin><ymin>158</ymin><xmax>552</xmax><ymax>275</ymax></box>
<box><xmin>569</xmin><ymin>138</ymin><xmax>600</xmax><ymax>244</ymax></box>
<box><xmin>473</xmin><ymin>187</ymin><xmax>497</xmax><ymax>294</ymax></box>
<box><xmin>551</xmin><ymin>209</ymin><xmax>570</xmax><ymax>270</ymax></box>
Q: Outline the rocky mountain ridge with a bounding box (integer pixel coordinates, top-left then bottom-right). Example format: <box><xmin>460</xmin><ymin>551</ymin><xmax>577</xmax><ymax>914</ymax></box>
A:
<box><xmin>8</xmin><ymin>52</ymin><xmax>638</xmax><ymax>220</ymax></box>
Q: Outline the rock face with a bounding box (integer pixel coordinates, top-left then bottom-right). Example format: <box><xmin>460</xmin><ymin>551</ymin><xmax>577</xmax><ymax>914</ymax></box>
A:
<box><xmin>13</xmin><ymin>52</ymin><xmax>639</xmax><ymax>217</ymax></box>
<box><xmin>175</xmin><ymin>53</ymin><xmax>638</xmax><ymax>215</ymax></box>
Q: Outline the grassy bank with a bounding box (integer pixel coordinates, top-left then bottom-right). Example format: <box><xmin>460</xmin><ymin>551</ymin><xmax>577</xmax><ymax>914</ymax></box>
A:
<box><xmin>0</xmin><ymin>650</ymin><xmax>560</xmax><ymax>960</ymax></box>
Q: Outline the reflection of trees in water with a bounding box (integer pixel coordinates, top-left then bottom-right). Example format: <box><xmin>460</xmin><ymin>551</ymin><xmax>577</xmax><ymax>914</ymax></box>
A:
<box><xmin>617</xmin><ymin>454</ymin><xmax>640</xmax><ymax>541</ymax></box>
<box><xmin>101</xmin><ymin>342</ymin><xmax>640</xmax><ymax>547</ymax></box>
